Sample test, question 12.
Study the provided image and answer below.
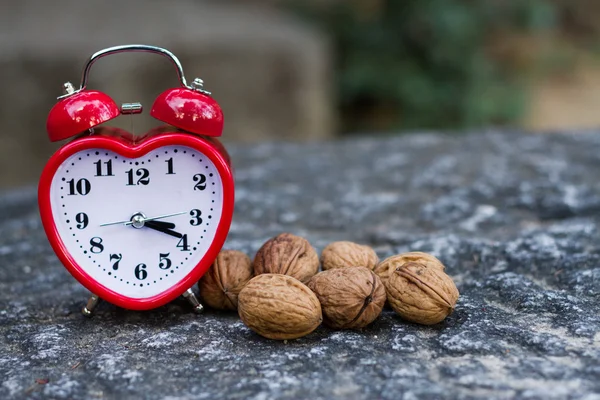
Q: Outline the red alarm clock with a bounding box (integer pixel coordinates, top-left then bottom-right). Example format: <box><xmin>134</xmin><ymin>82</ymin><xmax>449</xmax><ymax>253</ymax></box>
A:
<box><xmin>38</xmin><ymin>45</ymin><xmax>234</xmax><ymax>316</ymax></box>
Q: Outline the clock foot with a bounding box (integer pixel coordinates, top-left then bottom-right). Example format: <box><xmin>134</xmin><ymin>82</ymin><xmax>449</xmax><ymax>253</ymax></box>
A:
<box><xmin>82</xmin><ymin>293</ymin><xmax>101</xmax><ymax>317</ymax></box>
<box><xmin>183</xmin><ymin>289</ymin><xmax>204</xmax><ymax>314</ymax></box>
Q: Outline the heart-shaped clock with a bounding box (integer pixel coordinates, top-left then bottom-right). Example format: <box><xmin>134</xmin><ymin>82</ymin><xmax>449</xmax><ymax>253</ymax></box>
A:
<box><xmin>38</xmin><ymin>45</ymin><xmax>234</xmax><ymax>314</ymax></box>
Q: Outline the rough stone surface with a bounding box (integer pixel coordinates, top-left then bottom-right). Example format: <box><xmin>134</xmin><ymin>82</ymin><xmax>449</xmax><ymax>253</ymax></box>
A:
<box><xmin>0</xmin><ymin>0</ymin><xmax>333</xmax><ymax>188</ymax></box>
<box><xmin>1</xmin><ymin>131</ymin><xmax>599</xmax><ymax>399</ymax></box>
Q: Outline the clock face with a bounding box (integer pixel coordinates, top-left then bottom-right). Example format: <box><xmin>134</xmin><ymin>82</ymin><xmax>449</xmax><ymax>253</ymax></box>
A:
<box><xmin>48</xmin><ymin>144</ymin><xmax>224</xmax><ymax>300</ymax></box>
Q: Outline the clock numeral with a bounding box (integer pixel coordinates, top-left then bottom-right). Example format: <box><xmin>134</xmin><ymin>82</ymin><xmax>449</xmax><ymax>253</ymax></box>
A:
<box><xmin>165</xmin><ymin>158</ymin><xmax>175</xmax><ymax>175</ymax></box>
<box><xmin>193</xmin><ymin>174</ymin><xmax>206</xmax><ymax>191</ymax></box>
<box><xmin>135</xmin><ymin>263</ymin><xmax>148</xmax><ymax>280</ymax></box>
<box><xmin>126</xmin><ymin>168</ymin><xmax>150</xmax><ymax>186</ymax></box>
<box><xmin>190</xmin><ymin>209</ymin><xmax>202</xmax><ymax>226</ymax></box>
<box><xmin>159</xmin><ymin>253</ymin><xmax>172</xmax><ymax>270</ymax></box>
<box><xmin>67</xmin><ymin>178</ymin><xmax>91</xmax><ymax>196</ymax></box>
<box><xmin>75</xmin><ymin>212</ymin><xmax>89</xmax><ymax>229</ymax></box>
<box><xmin>89</xmin><ymin>237</ymin><xmax>104</xmax><ymax>254</ymax></box>
<box><xmin>176</xmin><ymin>234</ymin><xmax>190</xmax><ymax>251</ymax></box>
<box><xmin>109</xmin><ymin>253</ymin><xmax>122</xmax><ymax>270</ymax></box>
<box><xmin>94</xmin><ymin>159</ymin><xmax>114</xmax><ymax>177</ymax></box>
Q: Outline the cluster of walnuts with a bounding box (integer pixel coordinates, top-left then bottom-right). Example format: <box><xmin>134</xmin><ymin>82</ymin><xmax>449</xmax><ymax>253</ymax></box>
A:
<box><xmin>198</xmin><ymin>233</ymin><xmax>459</xmax><ymax>340</ymax></box>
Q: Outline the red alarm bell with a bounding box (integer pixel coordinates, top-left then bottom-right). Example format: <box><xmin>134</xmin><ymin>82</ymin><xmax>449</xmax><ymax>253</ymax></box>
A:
<box><xmin>39</xmin><ymin>45</ymin><xmax>234</xmax><ymax>316</ymax></box>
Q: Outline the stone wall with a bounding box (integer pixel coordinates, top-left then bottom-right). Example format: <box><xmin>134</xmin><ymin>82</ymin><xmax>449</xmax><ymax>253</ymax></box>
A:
<box><xmin>0</xmin><ymin>0</ymin><xmax>333</xmax><ymax>188</ymax></box>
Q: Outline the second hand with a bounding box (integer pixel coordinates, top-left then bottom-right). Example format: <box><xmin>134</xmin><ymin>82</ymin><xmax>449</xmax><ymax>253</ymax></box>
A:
<box><xmin>124</xmin><ymin>211</ymin><xmax>187</xmax><ymax>226</ymax></box>
<box><xmin>100</xmin><ymin>211</ymin><xmax>187</xmax><ymax>227</ymax></box>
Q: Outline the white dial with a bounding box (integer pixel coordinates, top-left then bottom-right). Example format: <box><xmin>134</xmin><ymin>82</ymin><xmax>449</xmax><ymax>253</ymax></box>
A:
<box><xmin>49</xmin><ymin>145</ymin><xmax>223</xmax><ymax>299</ymax></box>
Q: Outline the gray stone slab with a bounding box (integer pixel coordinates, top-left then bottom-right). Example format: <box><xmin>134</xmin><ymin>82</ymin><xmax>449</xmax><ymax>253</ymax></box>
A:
<box><xmin>0</xmin><ymin>131</ymin><xmax>599</xmax><ymax>399</ymax></box>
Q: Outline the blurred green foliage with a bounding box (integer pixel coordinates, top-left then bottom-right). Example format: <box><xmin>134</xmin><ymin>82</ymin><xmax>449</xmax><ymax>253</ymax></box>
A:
<box><xmin>294</xmin><ymin>0</ymin><xmax>559</xmax><ymax>133</ymax></box>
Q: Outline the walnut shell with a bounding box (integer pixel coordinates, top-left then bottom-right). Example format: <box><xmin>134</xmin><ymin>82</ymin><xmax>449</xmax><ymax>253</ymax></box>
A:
<box><xmin>375</xmin><ymin>252</ymin><xmax>445</xmax><ymax>287</ymax></box>
<box><xmin>198</xmin><ymin>250</ymin><xmax>253</xmax><ymax>310</ymax></box>
<box><xmin>320</xmin><ymin>241</ymin><xmax>379</xmax><ymax>271</ymax></box>
<box><xmin>253</xmin><ymin>233</ymin><xmax>319</xmax><ymax>283</ymax></box>
<box><xmin>386</xmin><ymin>262</ymin><xmax>459</xmax><ymax>325</ymax></box>
<box><xmin>238</xmin><ymin>274</ymin><xmax>322</xmax><ymax>340</ymax></box>
<box><xmin>308</xmin><ymin>267</ymin><xmax>386</xmax><ymax>329</ymax></box>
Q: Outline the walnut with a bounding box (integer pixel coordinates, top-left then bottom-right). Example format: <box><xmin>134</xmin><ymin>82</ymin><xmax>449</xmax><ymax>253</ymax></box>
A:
<box><xmin>375</xmin><ymin>252</ymin><xmax>445</xmax><ymax>287</ymax></box>
<box><xmin>320</xmin><ymin>241</ymin><xmax>379</xmax><ymax>271</ymax></box>
<box><xmin>253</xmin><ymin>233</ymin><xmax>319</xmax><ymax>283</ymax></box>
<box><xmin>308</xmin><ymin>267</ymin><xmax>386</xmax><ymax>329</ymax></box>
<box><xmin>238</xmin><ymin>274</ymin><xmax>322</xmax><ymax>340</ymax></box>
<box><xmin>386</xmin><ymin>261</ymin><xmax>459</xmax><ymax>325</ymax></box>
<box><xmin>198</xmin><ymin>250</ymin><xmax>253</xmax><ymax>310</ymax></box>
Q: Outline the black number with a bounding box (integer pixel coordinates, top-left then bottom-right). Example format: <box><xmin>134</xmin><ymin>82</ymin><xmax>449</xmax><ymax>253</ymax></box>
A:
<box><xmin>176</xmin><ymin>234</ymin><xmax>189</xmax><ymax>251</ymax></box>
<box><xmin>137</xmin><ymin>168</ymin><xmax>150</xmax><ymax>185</ymax></box>
<box><xmin>193</xmin><ymin>174</ymin><xmax>206</xmax><ymax>191</ymax></box>
<box><xmin>190</xmin><ymin>209</ymin><xmax>202</xmax><ymax>226</ymax></box>
<box><xmin>94</xmin><ymin>159</ymin><xmax>114</xmax><ymax>176</ymax></box>
<box><xmin>159</xmin><ymin>253</ymin><xmax>172</xmax><ymax>270</ymax></box>
<box><xmin>135</xmin><ymin>263</ymin><xmax>147</xmax><ymax>280</ymax></box>
<box><xmin>165</xmin><ymin>158</ymin><xmax>175</xmax><ymax>175</ymax></box>
<box><xmin>67</xmin><ymin>178</ymin><xmax>91</xmax><ymax>195</ymax></box>
<box><xmin>75</xmin><ymin>212</ymin><xmax>89</xmax><ymax>229</ymax></box>
<box><xmin>126</xmin><ymin>168</ymin><xmax>150</xmax><ymax>186</ymax></box>
<box><xmin>90</xmin><ymin>237</ymin><xmax>104</xmax><ymax>254</ymax></box>
<box><xmin>126</xmin><ymin>169</ymin><xmax>134</xmax><ymax>185</ymax></box>
<box><xmin>110</xmin><ymin>253</ymin><xmax>122</xmax><ymax>270</ymax></box>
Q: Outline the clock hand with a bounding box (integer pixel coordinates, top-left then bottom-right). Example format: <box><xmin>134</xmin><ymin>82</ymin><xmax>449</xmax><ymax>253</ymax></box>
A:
<box><xmin>100</xmin><ymin>213</ymin><xmax>182</xmax><ymax>236</ymax></box>
<box><xmin>142</xmin><ymin>220</ymin><xmax>175</xmax><ymax>229</ymax></box>
<box><xmin>99</xmin><ymin>219</ymin><xmax>135</xmax><ymax>227</ymax></box>
<box><xmin>144</xmin><ymin>220</ymin><xmax>184</xmax><ymax>238</ymax></box>
<box><xmin>100</xmin><ymin>211</ymin><xmax>186</xmax><ymax>227</ymax></box>
<box><xmin>145</xmin><ymin>226</ymin><xmax>183</xmax><ymax>239</ymax></box>
<box><xmin>124</xmin><ymin>211</ymin><xmax>187</xmax><ymax>226</ymax></box>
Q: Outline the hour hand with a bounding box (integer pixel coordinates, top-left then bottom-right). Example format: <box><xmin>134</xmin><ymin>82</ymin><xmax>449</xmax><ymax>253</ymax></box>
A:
<box><xmin>144</xmin><ymin>220</ymin><xmax>175</xmax><ymax>230</ymax></box>
<box><xmin>144</xmin><ymin>220</ymin><xmax>183</xmax><ymax>238</ymax></box>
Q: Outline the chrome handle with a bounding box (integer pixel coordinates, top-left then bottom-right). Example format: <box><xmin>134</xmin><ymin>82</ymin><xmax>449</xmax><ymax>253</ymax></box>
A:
<box><xmin>59</xmin><ymin>44</ymin><xmax>193</xmax><ymax>99</ymax></box>
<box><xmin>81</xmin><ymin>44</ymin><xmax>189</xmax><ymax>89</ymax></box>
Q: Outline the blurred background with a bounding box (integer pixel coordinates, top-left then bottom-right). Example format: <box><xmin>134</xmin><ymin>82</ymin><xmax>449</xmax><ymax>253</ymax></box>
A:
<box><xmin>1</xmin><ymin>0</ymin><xmax>600</xmax><ymax>188</ymax></box>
